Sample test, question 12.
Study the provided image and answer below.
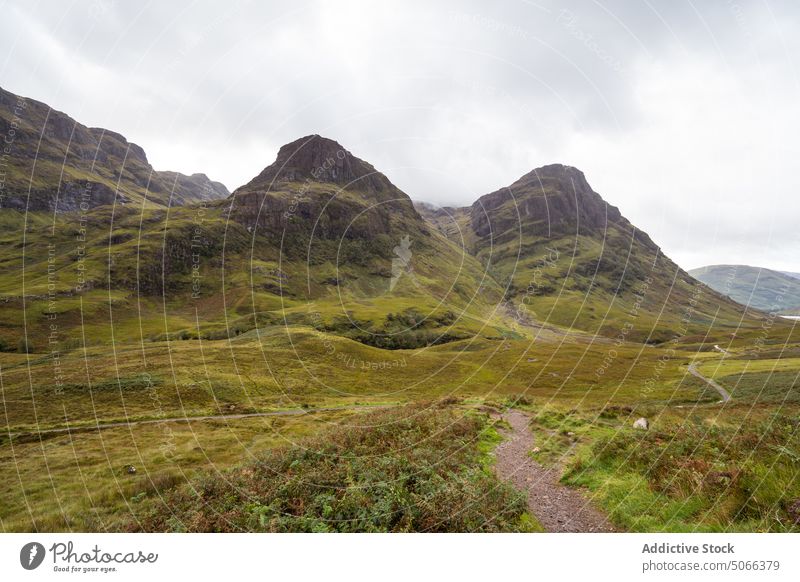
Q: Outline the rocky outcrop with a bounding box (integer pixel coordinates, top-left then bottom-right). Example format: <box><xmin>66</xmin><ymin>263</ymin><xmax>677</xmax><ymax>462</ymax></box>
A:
<box><xmin>0</xmin><ymin>85</ymin><xmax>229</xmax><ymax>212</ymax></box>
<box><xmin>2</xmin><ymin>180</ymin><xmax>120</xmax><ymax>212</ymax></box>
<box><xmin>156</xmin><ymin>171</ymin><xmax>230</xmax><ymax>205</ymax></box>
<box><xmin>471</xmin><ymin>164</ymin><xmax>622</xmax><ymax>239</ymax></box>
<box><xmin>228</xmin><ymin>135</ymin><xmax>424</xmax><ymax>246</ymax></box>
<box><xmin>235</xmin><ymin>134</ymin><xmax>394</xmax><ymax>197</ymax></box>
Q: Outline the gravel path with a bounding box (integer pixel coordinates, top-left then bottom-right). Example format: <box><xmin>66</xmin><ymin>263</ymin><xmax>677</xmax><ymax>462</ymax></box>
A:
<box><xmin>688</xmin><ymin>362</ymin><xmax>731</xmax><ymax>403</ymax></box>
<box><xmin>493</xmin><ymin>409</ymin><xmax>616</xmax><ymax>532</ymax></box>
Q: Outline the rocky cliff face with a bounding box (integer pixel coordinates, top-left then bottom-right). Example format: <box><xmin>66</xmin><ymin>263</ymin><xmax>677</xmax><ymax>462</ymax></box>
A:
<box><xmin>235</xmin><ymin>134</ymin><xmax>395</xmax><ymax>197</ymax></box>
<box><xmin>156</xmin><ymin>172</ymin><xmax>230</xmax><ymax>205</ymax></box>
<box><xmin>227</xmin><ymin>135</ymin><xmax>424</xmax><ymax>248</ymax></box>
<box><xmin>0</xmin><ymin>86</ymin><xmax>229</xmax><ymax>212</ymax></box>
<box><xmin>464</xmin><ymin>163</ymin><xmax>659</xmax><ymax>255</ymax></box>
<box><xmin>473</xmin><ymin>164</ymin><xmax>617</xmax><ymax>238</ymax></box>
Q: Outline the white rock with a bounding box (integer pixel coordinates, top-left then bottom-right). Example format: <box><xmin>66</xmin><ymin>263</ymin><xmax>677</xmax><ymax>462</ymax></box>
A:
<box><xmin>633</xmin><ymin>417</ymin><xmax>649</xmax><ymax>430</ymax></box>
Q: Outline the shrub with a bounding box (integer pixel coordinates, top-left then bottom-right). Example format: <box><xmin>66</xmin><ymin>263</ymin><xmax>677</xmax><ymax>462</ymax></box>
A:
<box><xmin>129</xmin><ymin>405</ymin><xmax>530</xmax><ymax>532</ymax></box>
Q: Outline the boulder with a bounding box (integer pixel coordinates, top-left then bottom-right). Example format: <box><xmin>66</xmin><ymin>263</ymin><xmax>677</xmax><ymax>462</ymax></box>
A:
<box><xmin>633</xmin><ymin>417</ymin><xmax>649</xmax><ymax>430</ymax></box>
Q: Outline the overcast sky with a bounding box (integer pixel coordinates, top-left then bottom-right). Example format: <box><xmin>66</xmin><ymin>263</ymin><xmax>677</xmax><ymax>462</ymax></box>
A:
<box><xmin>1</xmin><ymin>0</ymin><xmax>798</xmax><ymax>271</ymax></box>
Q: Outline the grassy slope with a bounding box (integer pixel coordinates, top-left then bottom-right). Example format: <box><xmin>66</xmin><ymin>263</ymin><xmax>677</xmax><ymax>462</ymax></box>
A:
<box><xmin>1</xmin><ymin>404</ymin><xmax>540</xmax><ymax>532</ymax></box>
<box><xmin>2</xmin><ymin>193</ymin><xmax>799</xmax><ymax>531</ymax></box>
<box><xmin>0</xmin><ymin>409</ymin><xmax>355</xmax><ymax>531</ymax></box>
<box><xmin>418</xmin><ymin>168</ymin><xmax>766</xmax><ymax>344</ymax></box>
<box><xmin>522</xmin><ymin>336</ymin><xmax>800</xmax><ymax>532</ymax></box>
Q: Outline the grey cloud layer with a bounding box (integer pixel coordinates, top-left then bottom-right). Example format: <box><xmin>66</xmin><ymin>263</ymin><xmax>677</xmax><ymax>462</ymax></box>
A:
<box><xmin>1</xmin><ymin>0</ymin><xmax>797</xmax><ymax>270</ymax></box>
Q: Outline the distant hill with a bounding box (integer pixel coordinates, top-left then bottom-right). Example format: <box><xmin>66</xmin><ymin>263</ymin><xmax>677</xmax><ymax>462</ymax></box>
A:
<box><xmin>0</xmin><ymin>86</ymin><xmax>228</xmax><ymax>211</ymax></box>
<box><xmin>689</xmin><ymin>265</ymin><xmax>800</xmax><ymax>314</ymax></box>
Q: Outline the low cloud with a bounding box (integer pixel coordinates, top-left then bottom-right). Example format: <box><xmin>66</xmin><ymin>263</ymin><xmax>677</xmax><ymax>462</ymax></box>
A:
<box><xmin>1</xmin><ymin>0</ymin><xmax>797</xmax><ymax>270</ymax></box>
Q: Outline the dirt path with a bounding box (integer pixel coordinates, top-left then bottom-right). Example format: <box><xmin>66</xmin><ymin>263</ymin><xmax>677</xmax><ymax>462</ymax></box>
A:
<box><xmin>688</xmin><ymin>362</ymin><xmax>731</xmax><ymax>403</ymax></box>
<box><xmin>492</xmin><ymin>409</ymin><xmax>616</xmax><ymax>532</ymax></box>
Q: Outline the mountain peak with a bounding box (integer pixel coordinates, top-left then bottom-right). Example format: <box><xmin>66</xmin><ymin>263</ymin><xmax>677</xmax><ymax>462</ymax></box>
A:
<box><xmin>513</xmin><ymin>163</ymin><xmax>590</xmax><ymax>190</ymax></box>
<box><xmin>276</xmin><ymin>134</ymin><xmax>346</xmax><ymax>162</ymax></box>
<box><xmin>464</xmin><ymin>162</ymin><xmax>667</xmax><ymax>254</ymax></box>
<box><xmin>238</xmin><ymin>134</ymin><xmax>391</xmax><ymax>194</ymax></box>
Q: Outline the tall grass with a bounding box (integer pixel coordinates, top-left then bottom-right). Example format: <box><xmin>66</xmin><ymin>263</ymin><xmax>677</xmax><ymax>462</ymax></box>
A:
<box><xmin>128</xmin><ymin>405</ymin><xmax>535</xmax><ymax>532</ymax></box>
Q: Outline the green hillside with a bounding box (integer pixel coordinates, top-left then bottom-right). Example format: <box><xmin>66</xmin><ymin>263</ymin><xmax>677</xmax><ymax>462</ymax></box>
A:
<box><xmin>689</xmin><ymin>264</ymin><xmax>800</xmax><ymax>314</ymax></box>
<box><xmin>0</xmin><ymin>134</ymin><xmax>510</xmax><ymax>357</ymax></box>
<box><xmin>418</xmin><ymin>165</ymin><xmax>761</xmax><ymax>342</ymax></box>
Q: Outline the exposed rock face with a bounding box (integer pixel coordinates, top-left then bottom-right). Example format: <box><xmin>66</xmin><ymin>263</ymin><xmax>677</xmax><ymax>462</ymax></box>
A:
<box><xmin>228</xmin><ymin>135</ymin><xmax>424</xmax><ymax>246</ymax></box>
<box><xmin>157</xmin><ymin>171</ymin><xmax>231</xmax><ymax>205</ymax></box>
<box><xmin>0</xmin><ymin>85</ymin><xmax>229</xmax><ymax>212</ymax></box>
<box><xmin>413</xmin><ymin>201</ymin><xmax>462</xmax><ymax>222</ymax></box>
<box><xmin>469</xmin><ymin>164</ymin><xmax>653</xmax><ymax>246</ymax></box>
<box><xmin>235</xmin><ymin>134</ymin><xmax>394</xmax><ymax>197</ymax></box>
<box><xmin>4</xmin><ymin>180</ymin><xmax>120</xmax><ymax>212</ymax></box>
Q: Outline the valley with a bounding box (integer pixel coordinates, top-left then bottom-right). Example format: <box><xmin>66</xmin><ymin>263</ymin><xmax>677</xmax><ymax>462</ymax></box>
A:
<box><xmin>1</xmin><ymin>87</ymin><xmax>799</xmax><ymax>533</ymax></box>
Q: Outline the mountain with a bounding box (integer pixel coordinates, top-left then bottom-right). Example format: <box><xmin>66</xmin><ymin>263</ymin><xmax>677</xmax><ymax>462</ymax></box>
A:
<box><xmin>0</xmin><ymin>86</ymin><xmax>229</xmax><ymax>211</ymax></box>
<box><xmin>781</xmin><ymin>271</ymin><xmax>800</xmax><ymax>281</ymax></box>
<box><xmin>228</xmin><ymin>134</ymin><xmax>427</xmax><ymax>254</ymax></box>
<box><xmin>217</xmin><ymin>134</ymin><xmax>505</xmax><ymax>346</ymax></box>
<box><xmin>417</xmin><ymin>164</ymin><xmax>757</xmax><ymax>342</ymax></box>
<box><xmin>689</xmin><ymin>265</ymin><xmax>800</xmax><ymax>314</ymax></box>
<box><xmin>0</xmin><ymin>84</ymin><xmax>770</xmax><ymax>353</ymax></box>
<box><xmin>0</xmin><ymin>133</ymin><xmax>505</xmax><ymax>352</ymax></box>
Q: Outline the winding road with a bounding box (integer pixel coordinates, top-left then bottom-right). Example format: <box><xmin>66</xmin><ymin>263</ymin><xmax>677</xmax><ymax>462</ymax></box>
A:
<box><xmin>688</xmin><ymin>362</ymin><xmax>732</xmax><ymax>403</ymax></box>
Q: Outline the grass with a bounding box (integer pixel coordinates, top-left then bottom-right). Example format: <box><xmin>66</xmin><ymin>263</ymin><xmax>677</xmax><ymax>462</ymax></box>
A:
<box><xmin>0</xmin><ymin>329</ymin><xmax>712</xmax><ymax>431</ymax></box>
<box><xmin>523</xmin><ymin>403</ymin><xmax>800</xmax><ymax>532</ymax></box>
<box><xmin>124</xmin><ymin>404</ymin><xmax>538</xmax><ymax>532</ymax></box>
<box><xmin>3</xmin><ymin>96</ymin><xmax>800</xmax><ymax>535</ymax></box>
<box><xmin>1</xmin><ymin>278</ymin><xmax>797</xmax><ymax>533</ymax></box>
<box><xmin>0</xmin><ymin>410</ymin><xmax>353</xmax><ymax>532</ymax></box>
<box><xmin>1</xmin><ymin>193</ymin><xmax>799</xmax><ymax>533</ymax></box>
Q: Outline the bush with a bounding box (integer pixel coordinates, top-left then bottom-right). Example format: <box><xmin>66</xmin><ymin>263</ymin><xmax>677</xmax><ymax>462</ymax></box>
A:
<box><xmin>321</xmin><ymin>308</ymin><xmax>470</xmax><ymax>350</ymax></box>
<box><xmin>129</xmin><ymin>405</ymin><xmax>530</xmax><ymax>532</ymax></box>
<box><xmin>561</xmin><ymin>414</ymin><xmax>800</xmax><ymax>532</ymax></box>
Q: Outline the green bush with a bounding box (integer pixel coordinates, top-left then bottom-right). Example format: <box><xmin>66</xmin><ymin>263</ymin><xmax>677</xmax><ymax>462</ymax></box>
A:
<box><xmin>129</xmin><ymin>405</ymin><xmax>531</xmax><ymax>532</ymax></box>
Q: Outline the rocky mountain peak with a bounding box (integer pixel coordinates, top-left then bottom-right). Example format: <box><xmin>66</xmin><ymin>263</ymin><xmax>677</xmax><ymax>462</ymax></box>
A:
<box><xmin>469</xmin><ymin>162</ymin><xmax>652</xmax><ymax>245</ymax></box>
<box><xmin>511</xmin><ymin>163</ymin><xmax>593</xmax><ymax>195</ymax></box>
<box><xmin>236</xmin><ymin>134</ymin><xmax>392</xmax><ymax>195</ymax></box>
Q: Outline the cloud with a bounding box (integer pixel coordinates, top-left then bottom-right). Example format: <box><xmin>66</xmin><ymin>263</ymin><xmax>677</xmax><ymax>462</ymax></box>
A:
<box><xmin>0</xmin><ymin>0</ymin><xmax>798</xmax><ymax>270</ymax></box>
